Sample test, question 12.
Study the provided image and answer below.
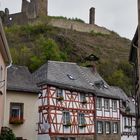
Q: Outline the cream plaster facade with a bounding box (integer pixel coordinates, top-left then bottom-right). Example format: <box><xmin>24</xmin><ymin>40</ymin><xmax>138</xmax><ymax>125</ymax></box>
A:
<box><xmin>0</xmin><ymin>52</ymin><xmax>6</xmax><ymax>129</ymax></box>
<box><xmin>4</xmin><ymin>91</ymin><xmax>38</xmax><ymax>140</ymax></box>
<box><xmin>0</xmin><ymin>18</ymin><xmax>12</xmax><ymax>130</ymax></box>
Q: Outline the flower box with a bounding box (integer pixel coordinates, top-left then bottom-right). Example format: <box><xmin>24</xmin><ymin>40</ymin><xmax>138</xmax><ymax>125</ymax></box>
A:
<box><xmin>9</xmin><ymin>117</ymin><xmax>24</xmax><ymax>125</ymax></box>
<box><xmin>63</xmin><ymin>122</ymin><xmax>71</xmax><ymax>127</ymax></box>
<box><xmin>79</xmin><ymin>124</ymin><xmax>86</xmax><ymax>127</ymax></box>
<box><xmin>81</xmin><ymin>99</ymin><xmax>87</xmax><ymax>104</ymax></box>
<box><xmin>56</xmin><ymin>96</ymin><xmax>64</xmax><ymax>101</ymax></box>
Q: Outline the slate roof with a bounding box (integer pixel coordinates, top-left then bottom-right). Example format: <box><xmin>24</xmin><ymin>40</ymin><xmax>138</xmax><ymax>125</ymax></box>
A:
<box><xmin>110</xmin><ymin>86</ymin><xmax>135</xmax><ymax>115</ymax></box>
<box><xmin>33</xmin><ymin>60</ymin><xmax>120</xmax><ymax>99</ymax></box>
<box><xmin>7</xmin><ymin>65</ymin><xmax>39</xmax><ymax>93</ymax></box>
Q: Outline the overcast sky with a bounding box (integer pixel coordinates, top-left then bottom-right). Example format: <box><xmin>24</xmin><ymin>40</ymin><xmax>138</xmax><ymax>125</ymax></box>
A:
<box><xmin>0</xmin><ymin>0</ymin><xmax>138</xmax><ymax>39</ymax></box>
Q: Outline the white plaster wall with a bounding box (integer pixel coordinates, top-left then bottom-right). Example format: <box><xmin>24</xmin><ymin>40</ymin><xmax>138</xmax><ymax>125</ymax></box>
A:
<box><xmin>4</xmin><ymin>91</ymin><xmax>38</xmax><ymax>140</ymax></box>
<box><xmin>0</xmin><ymin>52</ymin><xmax>6</xmax><ymax>129</ymax></box>
<box><xmin>96</xmin><ymin>98</ymin><xmax>120</xmax><ymax>119</ymax></box>
<box><xmin>121</xmin><ymin>136</ymin><xmax>137</xmax><ymax>140</ymax></box>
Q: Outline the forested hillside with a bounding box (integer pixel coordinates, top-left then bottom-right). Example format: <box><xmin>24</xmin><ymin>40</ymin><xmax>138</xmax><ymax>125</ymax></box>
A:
<box><xmin>5</xmin><ymin>22</ymin><xmax>133</xmax><ymax>95</ymax></box>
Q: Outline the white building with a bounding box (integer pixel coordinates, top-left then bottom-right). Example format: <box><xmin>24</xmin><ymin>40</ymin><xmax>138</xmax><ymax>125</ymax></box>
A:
<box><xmin>4</xmin><ymin>65</ymin><xmax>39</xmax><ymax>140</ymax></box>
<box><xmin>111</xmin><ymin>87</ymin><xmax>137</xmax><ymax>140</ymax></box>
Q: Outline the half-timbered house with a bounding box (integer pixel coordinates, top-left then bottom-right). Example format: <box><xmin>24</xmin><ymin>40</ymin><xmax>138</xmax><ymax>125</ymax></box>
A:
<box><xmin>33</xmin><ymin>60</ymin><xmax>121</xmax><ymax>140</ymax></box>
<box><xmin>111</xmin><ymin>87</ymin><xmax>137</xmax><ymax>140</ymax></box>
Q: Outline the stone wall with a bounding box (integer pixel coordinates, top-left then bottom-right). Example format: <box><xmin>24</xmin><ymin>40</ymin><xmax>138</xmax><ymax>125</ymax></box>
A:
<box><xmin>49</xmin><ymin>18</ymin><xmax>111</xmax><ymax>35</ymax></box>
<box><xmin>4</xmin><ymin>13</ymin><xmax>28</xmax><ymax>26</ymax></box>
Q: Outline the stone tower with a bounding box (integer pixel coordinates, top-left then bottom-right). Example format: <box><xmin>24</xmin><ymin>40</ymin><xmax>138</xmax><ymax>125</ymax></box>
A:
<box><xmin>35</xmin><ymin>0</ymin><xmax>48</xmax><ymax>17</ymax></box>
<box><xmin>22</xmin><ymin>0</ymin><xmax>48</xmax><ymax>19</ymax></box>
<box><xmin>89</xmin><ymin>7</ymin><xmax>95</xmax><ymax>24</ymax></box>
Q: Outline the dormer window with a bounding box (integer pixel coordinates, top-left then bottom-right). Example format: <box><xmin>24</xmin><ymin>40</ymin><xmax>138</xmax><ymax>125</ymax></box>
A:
<box><xmin>94</xmin><ymin>80</ymin><xmax>108</xmax><ymax>89</ymax></box>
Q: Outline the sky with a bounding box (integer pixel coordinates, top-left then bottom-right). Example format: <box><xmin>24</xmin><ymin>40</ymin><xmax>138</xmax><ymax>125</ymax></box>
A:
<box><xmin>0</xmin><ymin>0</ymin><xmax>138</xmax><ymax>39</ymax></box>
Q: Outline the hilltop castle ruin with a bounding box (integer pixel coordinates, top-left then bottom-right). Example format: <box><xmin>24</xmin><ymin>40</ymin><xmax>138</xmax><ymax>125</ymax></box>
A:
<box><xmin>0</xmin><ymin>1</ymin><xmax>110</xmax><ymax>35</ymax></box>
<box><xmin>0</xmin><ymin>0</ymin><xmax>48</xmax><ymax>26</ymax></box>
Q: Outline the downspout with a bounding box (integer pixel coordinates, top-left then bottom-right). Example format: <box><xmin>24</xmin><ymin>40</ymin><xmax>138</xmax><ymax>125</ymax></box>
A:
<box><xmin>3</xmin><ymin>61</ymin><xmax>12</xmax><ymax>126</ymax></box>
<box><xmin>94</xmin><ymin>94</ymin><xmax>97</xmax><ymax>140</ymax></box>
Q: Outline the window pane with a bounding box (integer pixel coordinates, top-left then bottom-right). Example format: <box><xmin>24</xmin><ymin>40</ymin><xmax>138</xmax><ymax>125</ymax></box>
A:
<box><xmin>63</xmin><ymin>112</ymin><xmax>70</xmax><ymax>124</ymax></box>
<box><xmin>105</xmin><ymin>122</ymin><xmax>110</xmax><ymax>133</ymax></box>
<box><xmin>57</xmin><ymin>89</ymin><xmax>63</xmax><ymax>97</ymax></box>
<box><xmin>97</xmin><ymin>98</ymin><xmax>102</xmax><ymax>109</ymax></box>
<box><xmin>104</xmin><ymin>99</ymin><xmax>109</xmax><ymax>110</ymax></box>
<box><xmin>97</xmin><ymin>122</ymin><xmax>103</xmax><ymax>133</ymax></box>
<box><xmin>112</xmin><ymin>100</ymin><xmax>117</xmax><ymax>111</ymax></box>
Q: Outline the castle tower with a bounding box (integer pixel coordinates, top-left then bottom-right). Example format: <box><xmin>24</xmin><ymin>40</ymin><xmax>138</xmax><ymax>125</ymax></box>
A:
<box><xmin>35</xmin><ymin>0</ymin><xmax>48</xmax><ymax>17</ymax></box>
<box><xmin>89</xmin><ymin>7</ymin><xmax>95</xmax><ymax>24</ymax></box>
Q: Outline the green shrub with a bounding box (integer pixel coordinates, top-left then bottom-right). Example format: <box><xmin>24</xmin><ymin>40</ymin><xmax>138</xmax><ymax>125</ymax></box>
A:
<box><xmin>0</xmin><ymin>127</ymin><xmax>16</xmax><ymax>140</ymax></box>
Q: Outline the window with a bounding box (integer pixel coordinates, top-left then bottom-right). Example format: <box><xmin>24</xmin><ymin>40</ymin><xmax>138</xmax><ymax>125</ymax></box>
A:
<box><xmin>78</xmin><ymin>113</ymin><xmax>86</xmax><ymax>125</ymax></box>
<box><xmin>9</xmin><ymin>103</ymin><xmax>24</xmax><ymax>124</ymax></box>
<box><xmin>63</xmin><ymin>112</ymin><xmax>71</xmax><ymax>125</ymax></box>
<box><xmin>97</xmin><ymin>121</ymin><xmax>103</xmax><ymax>134</ymax></box>
<box><xmin>57</xmin><ymin>89</ymin><xmax>63</xmax><ymax>97</ymax></box>
<box><xmin>96</xmin><ymin>98</ymin><xmax>102</xmax><ymax>109</ymax></box>
<box><xmin>124</xmin><ymin>117</ymin><xmax>127</xmax><ymax>126</ymax></box>
<box><xmin>80</xmin><ymin>93</ymin><xmax>87</xmax><ymax>103</ymax></box>
<box><xmin>104</xmin><ymin>99</ymin><xmax>110</xmax><ymax>110</ymax></box>
<box><xmin>128</xmin><ymin>118</ymin><xmax>131</xmax><ymax>127</ymax></box>
<box><xmin>57</xmin><ymin>89</ymin><xmax>64</xmax><ymax>101</ymax></box>
<box><xmin>105</xmin><ymin>122</ymin><xmax>111</xmax><ymax>134</ymax></box>
<box><xmin>112</xmin><ymin>100</ymin><xmax>117</xmax><ymax>111</ymax></box>
<box><xmin>112</xmin><ymin>122</ymin><xmax>118</xmax><ymax>133</ymax></box>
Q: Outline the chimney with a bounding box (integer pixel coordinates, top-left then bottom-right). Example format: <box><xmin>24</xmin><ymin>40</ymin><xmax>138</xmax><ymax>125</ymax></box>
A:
<box><xmin>89</xmin><ymin>7</ymin><xmax>95</xmax><ymax>24</ymax></box>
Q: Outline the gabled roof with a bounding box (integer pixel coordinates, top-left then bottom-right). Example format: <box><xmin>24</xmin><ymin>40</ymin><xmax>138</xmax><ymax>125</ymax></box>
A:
<box><xmin>0</xmin><ymin>18</ymin><xmax>12</xmax><ymax>64</ymax></box>
<box><xmin>33</xmin><ymin>60</ymin><xmax>119</xmax><ymax>99</ymax></box>
<box><xmin>111</xmin><ymin>86</ymin><xmax>135</xmax><ymax>115</ymax></box>
<box><xmin>7</xmin><ymin>65</ymin><xmax>39</xmax><ymax>93</ymax></box>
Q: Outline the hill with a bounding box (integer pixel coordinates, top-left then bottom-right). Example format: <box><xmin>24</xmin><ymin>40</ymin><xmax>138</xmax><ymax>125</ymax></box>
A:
<box><xmin>4</xmin><ymin>21</ymin><xmax>132</xmax><ymax>95</ymax></box>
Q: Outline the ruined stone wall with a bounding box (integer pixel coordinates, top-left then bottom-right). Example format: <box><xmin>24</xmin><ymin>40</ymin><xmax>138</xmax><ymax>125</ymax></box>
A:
<box><xmin>35</xmin><ymin>0</ymin><xmax>48</xmax><ymax>16</ymax></box>
<box><xmin>49</xmin><ymin>18</ymin><xmax>111</xmax><ymax>35</ymax></box>
<box><xmin>22</xmin><ymin>0</ymin><xmax>37</xmax><ymax>19</ymax></box>
<box><xmin>4</xmin><ymin>13</ymin><xmax>28</xmax><ymax>26</ymax></box>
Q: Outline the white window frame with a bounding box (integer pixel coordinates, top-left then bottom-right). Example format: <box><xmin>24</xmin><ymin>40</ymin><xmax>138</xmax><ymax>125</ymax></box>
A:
<box><xmin>57</xmin><ymin>88</ymin><xmax>63</xmax><ymax>97</ymax></box>
<box><xmin>105</xmin><ymin>122</ymin><xmax>111</xmax><ymax>134</ymax></box>
<box><xmin>63</xmin><ymin>111</ymin><xmax>70</xmax><ymax>125</ymax></box>
<box><xmin>78</xmin><ymin>113</ymin><xmax>86</xmax><ymax>125</ymax></box>
<box><xmin>97</xmin><ymin>121</ymin><xmax>103</xmax><ymax>134</ymax></box>
<box><xmin>112</xmin><ymin>122</ymin><xmax>118</xmax><ymax>133</ymax></box>
<box><xmin>96</xmin><ymin>98</ymin><xmax>102</xmax><ymax>110</ymax></box>
<box><xmin>112</xmin><ymin>100</ymin><xmax>117</xmax><ymax>111</ymax></box>
<box><xmin>104</xmin><ymin>99</ymin><xmax>110</xmax><ymax>111</ymax></box>
<box><xmin>80</xmin><ymin>93</ymin><xmax>86</xmax><ymax>102</ymax></box>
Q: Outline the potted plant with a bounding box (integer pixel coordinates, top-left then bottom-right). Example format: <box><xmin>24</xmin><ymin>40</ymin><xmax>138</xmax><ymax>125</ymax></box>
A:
<box><xmin>63</xmin><ymin>121</ymin><xmax>71</xmax><ymax>127</ymax></box>
<box><xmin>79</xmin><ymin>123</ymin><xmax>86</xmax><ymax>127</ymax></box>
<box><xmin>81</xmin><ymin>99</ymin><xmax>87</xmax><ymax>104</ymax></box>
<box><xmin>9</xmin><ymin>117</ymin><xmax>24</xmax><ymax>125</ymax></box>
<box><xmin>56</xmin><ymin>96</ymin><xmax>64</xmax><ymax>101</ymax></box>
